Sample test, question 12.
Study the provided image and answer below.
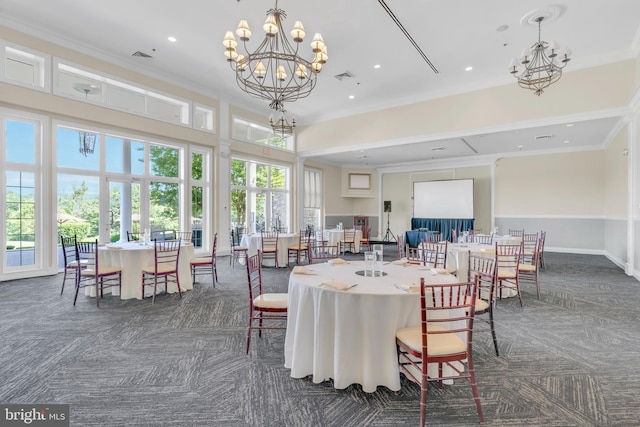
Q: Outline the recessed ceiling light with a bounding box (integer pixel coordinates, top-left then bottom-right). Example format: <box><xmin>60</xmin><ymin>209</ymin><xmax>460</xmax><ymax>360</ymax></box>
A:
<box><xmin>566</xmin><ymin>123</ymin><xmax>574</xmax><ymax>127</ymax></box>
<box><xmin>374</xmin><ymin>64</ymin><xmax>381</xmax><ymax>69</ymax></box>
<box><xmin>563</xmin><ymin>140</ymin><xmax>570</xmax><ymax>144</ymax></box>
<box><xmin>168</xmin><ymin>36</ymin><xmax>177</xmax><ymax>43</ymax></box>
<box><xmin>465</xmin><ymin>66</ymin><xmax>473</xmax><ymax>71</ymax></box>
<box><xmin>349</xmin><ymin>95</ymin><xmax>355</xmax><ymax>100</ymax></box>
<box><xmin>517</xmin><ymin>145</ymin><xmax>524</xmax><ymax>149</ymax></box>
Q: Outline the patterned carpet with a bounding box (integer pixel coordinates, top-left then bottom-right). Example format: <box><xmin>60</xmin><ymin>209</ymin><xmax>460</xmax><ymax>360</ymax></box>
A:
<box><xmin>1</xmin><ymin>250</ymin><xmax>639</xmax><ymax>426</ymax></box>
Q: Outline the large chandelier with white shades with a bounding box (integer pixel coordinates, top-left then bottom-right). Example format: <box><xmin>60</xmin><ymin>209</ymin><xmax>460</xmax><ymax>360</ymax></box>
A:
<box><xmin>508</xmin><ymin>12</ymin><xmax>571</xmax><ymax>96</ymax></box>
<box><xmin>223</xmin><ymin>0</ymin><xmax>328</xmax><ymax>112</ymax></box>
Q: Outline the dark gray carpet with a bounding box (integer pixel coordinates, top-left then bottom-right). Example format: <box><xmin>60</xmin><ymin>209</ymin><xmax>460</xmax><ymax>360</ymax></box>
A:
<box><xmin>1</xmin><ymin>249</ymin><xmax>639</xmax><ymax>426</ymax></box>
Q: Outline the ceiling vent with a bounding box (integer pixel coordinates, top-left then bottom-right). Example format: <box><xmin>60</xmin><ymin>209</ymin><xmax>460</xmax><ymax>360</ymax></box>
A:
<box><xmin>131</xmin><ymin>50</ymin><xmax>153</xmax><ymax>59</ymax></box>
<box><xmin>334</xmin><ymin>71</ymin><xmax>355</xmax><ymax>81</ymax></box>
<box><xmin>535</xmin><ymin>134</ymin><xmax>554</xmax><ymax>140</ymax></box>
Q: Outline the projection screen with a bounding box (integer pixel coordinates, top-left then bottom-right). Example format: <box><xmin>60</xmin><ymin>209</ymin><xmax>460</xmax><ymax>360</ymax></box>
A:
<box><xmin>413</xmin><ymin>179</ymin><xmax>474</xmax><ymax>219</ymax></box>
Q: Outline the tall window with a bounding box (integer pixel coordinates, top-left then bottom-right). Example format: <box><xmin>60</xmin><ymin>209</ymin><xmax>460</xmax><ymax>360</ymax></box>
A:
<box><xmin>55</xmin><ymin>123</ymin><xmax>212</xmax><ymax>253</ymax></box>
<box><xmin>232</xmin><ymin>116</ymin><xmax>294</xmax><ymax>151</ymax></box>
<box><xmin>2</xmin><ymin>115</ymin><xmax>43</xmax><ymax>276</ymax></box>
<box><xmin>231</xmin><ymin>158</ymin><xmax>290</xmax><ymax>234</ymax></box>
<box><xmin>304</xmin><ymin>168</ymin><xmax>322</xmax><ymax>229</ymax></box>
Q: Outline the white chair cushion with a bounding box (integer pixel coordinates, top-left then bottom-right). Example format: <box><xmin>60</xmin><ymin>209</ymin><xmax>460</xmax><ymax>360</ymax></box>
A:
<box><xmin>81</xmin><ymin>267</ymin><xmax>121</xmax><ymax>276</ymax></box>
<box><xmin>142</xmin><ymin>264</ymin><xmax>177</xmax><ymax>274</ymax></box>
<box><xmin>190</xmin><ymin>256</ymin><xmax>212</xmax><ymax>265</ymax></box>
<box><xmin>396</xmin><ymin>324</ymin><xmax>465</xmax><ymax>356</ymax></box>
<box><xmin>253</xmin><ymin>293</ymin><xmax>288</xmax><ymax>309</ymax></box>
<box><xmin>288</xmin><ymin>244</ymin><xmax>308</xmax><ymax>250</ymax></box>
<box><xmin>474</xmin><ymin>298</ymin><xmax>490</xmax><ymax>311</ymax></box>
<box><xmin>497</xmin><ymin>268</ymin><xmax>517</xmax><ymax>279</ymax></box>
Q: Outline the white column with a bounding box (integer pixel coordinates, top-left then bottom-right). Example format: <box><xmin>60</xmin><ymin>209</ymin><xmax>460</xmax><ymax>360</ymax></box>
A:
<box><xmin>218</xmin><ymin>139</ymin><xmax>232</xmax><ymax>256</ymax></box>
<box><xmin>628</xmin><ymin>105</ymin><xmax>640</xmax><ymax>277</ymax></box>
<box><xmin>217</xmin><ymin>99</ymin><xmax>232</xmax><ymax>255</ymax></box>
<box><xmin>296</xmin><ymin>156</ymin><xmax>305</xmax><ymax>233</ymax></box>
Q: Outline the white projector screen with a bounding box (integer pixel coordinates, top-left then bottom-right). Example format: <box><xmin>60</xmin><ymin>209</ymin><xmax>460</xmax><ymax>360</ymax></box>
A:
<box><xmin>413</xmin><ymin>179</ymin><xmax>474</xmax><ymax>219</ymax></box>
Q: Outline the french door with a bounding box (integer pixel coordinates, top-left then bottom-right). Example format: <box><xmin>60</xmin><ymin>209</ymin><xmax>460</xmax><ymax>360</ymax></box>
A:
<box><xmin>105</xmin><ymin>178</ymin><xmax>144</xmax><ymax>243</ymax></box>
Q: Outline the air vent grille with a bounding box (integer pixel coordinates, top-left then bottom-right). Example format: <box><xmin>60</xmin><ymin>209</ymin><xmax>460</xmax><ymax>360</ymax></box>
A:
<box><xmin>334</xmin><ymin>71</ymin><xmax>355</xmax><ymax>81</ymax></box>
<box><xmin>535</xmin><ymin>134</ymin><xmax>553</xmax><ymax>140</ymax></box>
<box><xmin>132</xmin><ymin>51</ymin><xmax>153</xmax><ymax>58</ymax></box>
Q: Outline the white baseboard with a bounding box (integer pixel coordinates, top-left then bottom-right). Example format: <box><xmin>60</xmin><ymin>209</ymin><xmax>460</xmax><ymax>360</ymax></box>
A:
<box><xmin>545</xmin><ymin>246</ymin><xmax>605</xmax><ymax>256</ymax></box>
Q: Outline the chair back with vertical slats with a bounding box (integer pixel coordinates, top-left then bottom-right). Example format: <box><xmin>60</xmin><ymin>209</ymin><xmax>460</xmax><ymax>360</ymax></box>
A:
<box><xmin>395</xmin><ymin>279</ymin><xmax>483</xmax><ymax>425</ymax></box>
<box><xmin>309</xmin><ymin>244</ymin><xmax>339</xmax><ymax>263</ymax></box>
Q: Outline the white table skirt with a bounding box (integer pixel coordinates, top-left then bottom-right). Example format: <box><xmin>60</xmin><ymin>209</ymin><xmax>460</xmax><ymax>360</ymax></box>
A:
<box><xmin>284</xmin><ymin>261</ymin><xmax>460</xmax><ymax>393</ymax></box>
<box><xmin>240</xmin><ymin>233</ymin><xmax>300</xmax><ymax>267</ymax></box>
<box><xmin>87</xmin><ymin>241</ymin><xmax>194</xmax><ymax>300</ymax></box>
<box><xmin>323</xmin><ymin>229</ymin><xmax>362</xmax><ymax>253</ymax></box>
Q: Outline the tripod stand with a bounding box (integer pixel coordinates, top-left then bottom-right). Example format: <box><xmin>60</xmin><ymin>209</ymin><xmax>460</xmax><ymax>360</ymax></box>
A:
<box><xmin>383</xmin><ymin>211</ymin><xmax>396</xmax><ymax>243</ymax></box>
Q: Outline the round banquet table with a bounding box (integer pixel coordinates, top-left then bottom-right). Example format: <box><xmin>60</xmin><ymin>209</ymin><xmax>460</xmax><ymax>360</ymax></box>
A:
<box><xmin>88</xmin><ymin>241</ymin><xmax>194</xmax><ymax>300</ymax></box>
<box><xmin>240</xmin><ymin>233</ymin><xmax>299</xmax><ymax>267</ymax></box>
<box><xmin>284</xmin><ymin>260</ymin><xmax>461</xmax><ymax>393</ymax></box>
<box><xmin>322</xmin><ymin>229</ymin><xmax>362</xmax><ymax>253</ymax></box>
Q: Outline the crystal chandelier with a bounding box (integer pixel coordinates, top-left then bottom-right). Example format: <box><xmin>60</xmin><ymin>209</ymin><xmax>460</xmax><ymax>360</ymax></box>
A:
<box><xmin>509</xmin><ymin>16</ymin><xmax>571</xmax><ymax>96</ymax></box>
<box><xmin>270</xmin><ymin>110</ymin><xmax>296</xmax><ymax>139</ymax></box>
<box><xmin>223</xmin><ymin>0</ymin><xmax>327</xmax><ymax>111</ymax></box>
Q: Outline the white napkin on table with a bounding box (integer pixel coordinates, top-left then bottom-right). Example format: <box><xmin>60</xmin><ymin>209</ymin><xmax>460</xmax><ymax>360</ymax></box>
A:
<box><xmin>327</xmin><ymin>258</ymin><xmax>347</xmax><ymax>265</ymax></box>
<box><xmin>397</xmin><ymin>283</ymin><xmax>421</xmax><ymax>293</ymax></box>
<box><xmin>430</xmin><ymin>267</ymin><xmax>449</xmax><ymax>275</ymax></box>
<box><xmin>321</xmin><ymin>280</ymin><xmax>351</xmax><ymax>290</ymax></box>
<box><xmin>292</xmin><ymin>266</ymin><xmax>315</xmax><ymax>275</ymax></box>
<box><xmin>392</xmin><ymin>258</ymin><xmax>409</xmax><ymax>266</ymax></box>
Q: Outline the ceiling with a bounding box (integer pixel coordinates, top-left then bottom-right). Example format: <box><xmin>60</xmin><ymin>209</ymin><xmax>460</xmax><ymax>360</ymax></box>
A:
<box><xmin>1</xmin><ymin>0</ymin><xmax>639</xmax><ymax>167</ymax></box>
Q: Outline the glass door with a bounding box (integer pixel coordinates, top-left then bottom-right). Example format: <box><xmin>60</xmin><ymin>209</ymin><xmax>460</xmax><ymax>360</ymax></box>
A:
<box><xmin>106</xmin><ymin>179</ymin><xmax>142</xmax><ymax>243</ymax></box>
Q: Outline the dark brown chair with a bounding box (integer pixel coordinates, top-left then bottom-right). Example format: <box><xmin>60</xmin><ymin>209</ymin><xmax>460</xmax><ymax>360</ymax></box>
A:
<box><xmin>308</xmin><ymin>243</ymin><xmax>339</xmax><ymax>263</ymax></box>
<box><xmin>508</xmin><ymin>228</ymin><xmax>524</xmax><ymax>238</ymax></box>
<box><xmin>60</xmin><ymin>234</ymin><xmax>80</xmax><ymax>295</ymax></box>
<box><xmin>340</xmin><ymin>229</ymin><xmax>357</xmax><ymax>255</ymax></box>
<box><xmin>405</xmin><ymin>245</ymin><xmax>424</xmax><ymax>265</ymax></box>
<box><xmin>495</xmin><ymin>242</ymin><xmax>523</xmax><ymax>307</ymax></box>
<box><xmin>473</xmin><ymin>234</ymin><xmax>493</xmax><ymax>245</ymax></box>
<box><xmin>190</xmin><ymin>233</ymin><xmax>218</xmax><ymax>286</ymax></box>
<box><xmin>518</xmin><ymin>235</ymin><xmax>541</xmax><ymax>300</ymax></box>
<box><xmin>141</xmin><ymin>239</ymin><xmax>182</xmax><ymax>304</ymax></box>
<box><xmin>287</xmin><ymin>230</ymin><xmax>310</xmax><ymax>266</ymax></box>
<box><xmin>468</xmin><ymin>254</ymin><xmax>499</xmax><ymax>356</ymax></box>
<box><xmin>538</xmin><ymin>230</ymin><xmax>547</xmax><ymax>269</ymax></box>
<box><xmin>397</xmin><ymin>234</ymin><xmax>405</xmax><ymax>259</ymax></box>
<box><xmin>229</xmin><ymin>228</ymin><xmax>248</xmax><ymax>268</ymax></box>
<box><xmin>175</xmin><ymin>231</ymin><xmax>193</xmax><ymax>243</ymax></box>
<box><xmin>359</xmin><ymin>225</ymin><xmax>372</xmax><ymax>251</ymax></box>
<box><xmin>245</xmin><ymin>251</ymin><xmax>288</xmax><ymax>354</ymax></box>
<box><xmin>396</xmin><ymin>279</ymin><xmax>483</xmax><ymax>426</ymax></box>
<box><xmin>75</xmin><ymin>240</ymin><xmax>122</xmax><ymax>307</ymax></box>
<box><xmin>260</xmin><ymin>230</ymin><xmax>279</xmax><ymax>267</ymax></box>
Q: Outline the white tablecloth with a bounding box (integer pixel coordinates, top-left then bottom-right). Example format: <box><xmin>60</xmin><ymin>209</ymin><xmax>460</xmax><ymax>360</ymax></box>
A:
<box><xmin>92</xmin><ymin>241</ymin><xmax>194</xmax><ymax>299</ymax></box>
<box><xmin>323</xmin><ymin>229</ymin><xmax>362</xmax><ymax>253</ymax></box>
<box><xmin>240</xmin><ymin>233</ymin><xmax>300</xmax><ymax>267</ymax></box>
<box><xmin>284</xmin><ymin>261</ymin><xmax>460</xmax><ymax>392</ymax></box>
